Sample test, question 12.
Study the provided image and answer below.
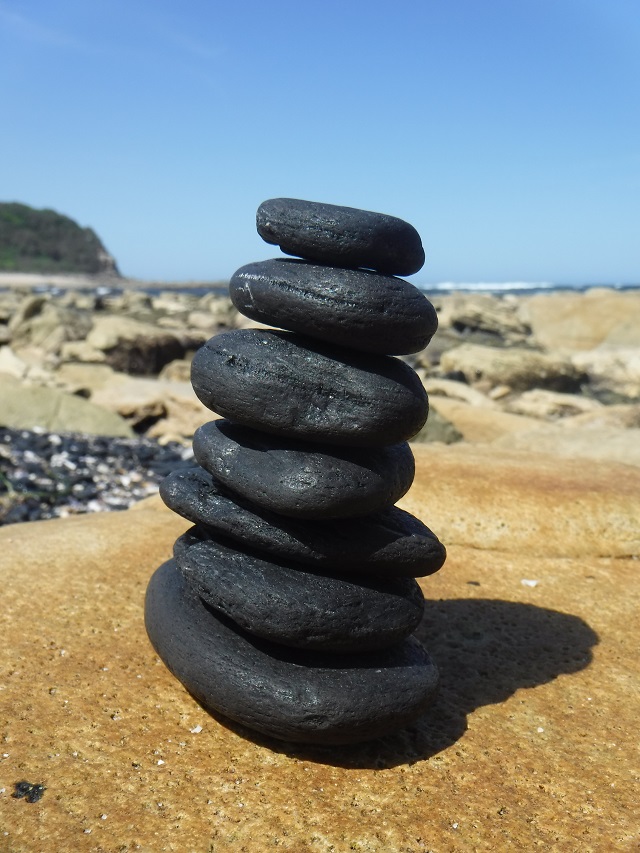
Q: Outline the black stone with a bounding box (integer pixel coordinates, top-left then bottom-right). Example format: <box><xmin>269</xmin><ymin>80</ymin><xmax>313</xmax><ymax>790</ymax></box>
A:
<box><xmin>230</xmin><ymin>259</ymin><xmax>437</xmax><ymax>355</ymax></box>
<box><xmin>162</xmin><ymin>467</ymin><xmax>446</xmax><ymax>577</ymax></box>
<box><xmin>256</xmin><ymin>198</ymin><xmax>425</xmax><ymax>276</ymax></box>
<box><xmin>190</xmin><ymin>330</ymin><xmax>429</xmax><ymax>446</ymax></box>
<box><xmin>173</xmin><ymin>531</ymin><xmax>424</xmax><ymax>652</ymax></box>
<box><xmin>193</xmin><ymin>420</ymin><xmax>415</xmax><ymax>519</ymax></box>
<box><xmin>145</xmin><ymin>559</ymin><xmax>439</xmax><ymax>744</ymax></box>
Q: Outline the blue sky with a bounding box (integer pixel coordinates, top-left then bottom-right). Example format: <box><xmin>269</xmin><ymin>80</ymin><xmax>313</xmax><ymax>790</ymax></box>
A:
<box><xmin>1</xmin><ymin>0</ymin><xmax>638</xmax><ymax>285</ymax></box>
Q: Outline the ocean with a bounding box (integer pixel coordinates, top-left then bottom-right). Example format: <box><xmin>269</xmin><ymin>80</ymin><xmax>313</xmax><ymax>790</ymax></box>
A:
<box><xmin>8</xmin><ymin>278</ymin><xmax>640</xmax><ymax>299</ymax></box>
<box><xmin>418</xmin><ymin>281</ymin><xmax>640</xmax><ymax>297</ymax></box>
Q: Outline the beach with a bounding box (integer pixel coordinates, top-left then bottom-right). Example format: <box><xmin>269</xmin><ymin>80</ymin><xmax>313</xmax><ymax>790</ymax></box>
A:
<box><xmin>1</xmin><ymin>282</ymin><xmax>639</xmax><ymax>850</ymax></box>
<box><xmin>1</xmin><ymin>279</ymin><xmax>639</xmax><ymax>463</ymax></box>
<box><xmin>1</xmin><ymin>281</ymin><xmax>640</xmax><ymax>522</ymax></box>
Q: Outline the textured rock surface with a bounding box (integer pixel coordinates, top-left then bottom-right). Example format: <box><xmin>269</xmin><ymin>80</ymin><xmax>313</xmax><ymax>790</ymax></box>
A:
<box><xmin>435</xmin><ymin>291</ymin><xmax>532</xmax><ymax>344</ymax></box>
<box><xmin>493</xmin><ymin>423</ymin><xmax>640</xmax><ymax>467</ymax></box>
<box><xmin>173</xmin><ymin>531</ymin><xmax>424</xmax><ymax>651</ymax></box>
<box><xmin>409</xmin><ymin>406</ymin><xmax>463</xmax><ymax>445</ymax></box>
<box><xmin>229</xmin><ymin>259</ymin><xmax>437</xmax><ymax>354</ymax></box>
<box><xmin>505</xmin><ymin>388</ymin><xmax>604</xmax><ymax>419</ymax></box>
<box><xmin>191</xmin><ymin>329</ymin><xmax>429</xmax><ymax>446</ymax></box>
<box><xmin>521</xmin><ymin>287</ymin><xmax>640</xmax><ymax>350</ymax></box>
<box><xmin>0</xmin><ymin>447</ymin><xmax>637</xmax><ymax>850</ymax></box>
<box><xmin>86</xmin><ymin>314</ymin><xmax>204</xmax><ymax>375</ymax></box>
<box><xmin>440</xmin><ymin>343</ymin><xmax>585</xmax><ymax>392</ymax></box>
<box><xmin>7</xmin><ymin>295</ymin><xmax>92</xmax><ymax>354</ymax></box>
<box><xmin>162</xmin><ymin>466</ymin><xmax>446</xmax><ymax>576</ymax></box>
<box><xmin>428</xmin><ymin>396</ymin><xmax>543</xmax><ymax>443</ymax></box>
<box><xmin>400</xmin><ymin>445</ymin><xmax>640</xmax><ymax>557</ymax></box>
<box><xmin>193</xmin><ymin>419</ymin><xmax>415</xmax><ymax>518</ymax></box>
<box><xmin>0</xmin><ymin>373</ymin><xmax>134</xmax><ymax>436</ymax></box>
<box><xmin>53</xmin><ymin>363</ymin><xmax>214</xmax><ymax>445</ymax></box>
<box><xmin>571</xmin><ymin>347</ymin><xmax>640</xmax><ymax>400</ymax></box>
<box><xmin>256</xmin><ymin>198</ymin><xmax>425</xmax><ymax>275</ymax></box>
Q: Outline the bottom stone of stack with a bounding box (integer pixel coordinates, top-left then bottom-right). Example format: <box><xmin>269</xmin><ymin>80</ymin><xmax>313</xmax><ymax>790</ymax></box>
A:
<box><xmin>145</xmin><ymin>559</ymin><xmax>440</xmax><ymax>745</ymax></box>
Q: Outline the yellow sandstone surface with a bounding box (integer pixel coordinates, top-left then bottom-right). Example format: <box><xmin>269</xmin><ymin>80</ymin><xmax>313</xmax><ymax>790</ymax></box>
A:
<box><xmin>0</xmin><ymin>444</ymin><xmax>638</xmax><ymax>852</ymax></box>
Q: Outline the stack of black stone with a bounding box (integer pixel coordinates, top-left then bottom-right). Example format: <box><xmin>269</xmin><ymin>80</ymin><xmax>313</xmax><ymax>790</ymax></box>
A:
<box><xmin>145</xmin><ymin>199</ymin><xmax>446</xmax><ymax>745</ymax></box>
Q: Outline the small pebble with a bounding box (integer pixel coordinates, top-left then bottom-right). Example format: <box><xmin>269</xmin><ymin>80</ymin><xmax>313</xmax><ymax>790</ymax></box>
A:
<box><xmin>0</xmin><ymin>427</ymin><xmax>192</xmax><ymax>525</ymax></box>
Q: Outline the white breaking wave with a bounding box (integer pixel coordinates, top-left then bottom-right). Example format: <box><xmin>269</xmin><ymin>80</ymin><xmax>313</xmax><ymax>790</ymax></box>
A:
<box><xmin>422</xmin><ymin>281</ymin><xmax>556</xmax><ymax>293</ymax></box>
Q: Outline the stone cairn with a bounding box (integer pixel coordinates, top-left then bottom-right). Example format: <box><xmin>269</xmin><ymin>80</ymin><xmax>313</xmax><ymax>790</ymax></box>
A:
<box><xmin>145</xmin><ymin>198</ymin><xmax>446</xmax><ymax>745</ymax></box>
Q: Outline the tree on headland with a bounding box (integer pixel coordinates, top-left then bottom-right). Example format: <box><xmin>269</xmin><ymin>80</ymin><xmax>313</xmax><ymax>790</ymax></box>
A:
<box><xmin>0</xmin><ymin>202</ymin><xmax>120</xmax><ymax>275</ymax></box>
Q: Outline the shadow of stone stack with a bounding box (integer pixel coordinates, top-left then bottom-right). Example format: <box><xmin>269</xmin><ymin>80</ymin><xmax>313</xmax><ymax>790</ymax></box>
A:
<box><xmin>145</xmin><ymin>198</ymin><xmax>447</xmax><ymax>745</ymax></box>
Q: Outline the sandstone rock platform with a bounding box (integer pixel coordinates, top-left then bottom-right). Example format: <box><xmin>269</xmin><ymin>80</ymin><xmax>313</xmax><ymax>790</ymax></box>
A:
<box><xmin>0</xmin><ymin>443</ymin><xmax>638</xmax><ymax>851</ymax></box>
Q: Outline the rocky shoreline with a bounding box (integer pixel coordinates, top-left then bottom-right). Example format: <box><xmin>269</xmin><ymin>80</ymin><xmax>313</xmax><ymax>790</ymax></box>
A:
<box><xmin>0</xmin><ymin>426</ymin><xmax>192</xmax><ymax>524</ymax></box>
<box><xmin>1</xmin><ymin>283</ymin><xmax>639</xmax><ymax>524</ymax></box>
<box><xmin>1</xmin><ymin>274</ymin><xmax>639</xmax><ymax>847</ymax></box>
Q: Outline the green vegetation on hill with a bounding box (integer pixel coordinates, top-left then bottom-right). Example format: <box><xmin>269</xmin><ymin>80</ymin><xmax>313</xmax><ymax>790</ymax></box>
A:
<box><xmin>0</xmin><ymin>202</ymin><xmax>119</xmax><ymax>275</ymax></box>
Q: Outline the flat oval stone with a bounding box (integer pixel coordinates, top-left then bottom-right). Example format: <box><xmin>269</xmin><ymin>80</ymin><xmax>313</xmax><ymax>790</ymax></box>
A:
<box><xmin>145</xmin><ymin>559</ymin><xmax>439</xmax><ymax>744</ymax></box>
<box><xmin>174</xmin><ymin>531</ymin><xmax>424</xmax><ymax>652</ymax></box>
<box><xmin>191</xmin><ymin>329</ymin><xmax>429</xmax><ymax>446</ymax></box>
<box><xmin>230</xmin><ymin>259</ymin><xmax>437</xmax><ymax>355</ymax></box>
<box><xmin>162</xmin><ymin>467</ymin><xmax>446</xmax><ymax>578</ymax></box>
<box><xmin>193</xmin><ymin>420</ymin><xmax>415</xmax><ymax>519</ymax></box>
<box><xmin>257</xmin><ymin>198</ymin><xmax>425</xmax><ymax>276</ymax></box>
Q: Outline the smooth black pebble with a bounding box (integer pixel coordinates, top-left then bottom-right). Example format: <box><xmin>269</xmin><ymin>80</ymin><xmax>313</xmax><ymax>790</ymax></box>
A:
<box><xmin>174</xmin><ymin>530</ymin><xmax>425</xmax><ymax>652</ymax></box>
<box><xmin>190</xmin><ymin>329</ymin><xmax>429</xmax><ymax>446</ymax></box>
<box><xmin>256</xmin><ymin>198</ymin><xmax>425</xmax><ymax>276</ymax></box>
<box><xmin>162</xmin><ymin>467</ymin><xmax>446</xmax><ymax>577</ymax></box>
<box><xmin>192</xmin><ymin>419</ymin><xmax>415</xmax><ymax>519</ymax></box>
<box><xmin>230</xmin><ymin>259</ymin><xmax>437</xmax><ymax>355</ymax></box>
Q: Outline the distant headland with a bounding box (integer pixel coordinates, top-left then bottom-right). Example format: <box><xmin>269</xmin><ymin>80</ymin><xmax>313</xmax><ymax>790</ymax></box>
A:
<box><xmin>0</xmin><ymin>201</ymin><xmax>119</xmax><ymax>276</ymax></box>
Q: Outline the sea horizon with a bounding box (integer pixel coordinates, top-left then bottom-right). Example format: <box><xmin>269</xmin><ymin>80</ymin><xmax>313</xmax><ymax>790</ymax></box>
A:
<box><xmin>0</xmin><ymin>271</ymin><xmax>638</xmax><ymax>299</ymax></box>
<box><xmin>417</xmin><ymin>280</ymin><xmax>640</xmax><ymax>296</ymax></box>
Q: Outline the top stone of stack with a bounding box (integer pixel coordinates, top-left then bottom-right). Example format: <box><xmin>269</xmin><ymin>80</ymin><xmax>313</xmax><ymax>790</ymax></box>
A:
<box><xmin>256</xmin><ymin>198</ymin><xmax>426</xmax><ymax>276</ymax></box>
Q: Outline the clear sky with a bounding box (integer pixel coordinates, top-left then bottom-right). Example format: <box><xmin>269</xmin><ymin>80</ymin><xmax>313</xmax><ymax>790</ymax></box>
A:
<box><xmin>1</xmin><ymin>0</ymin><xmax>638</xmax><ymax>285</ymax></box>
